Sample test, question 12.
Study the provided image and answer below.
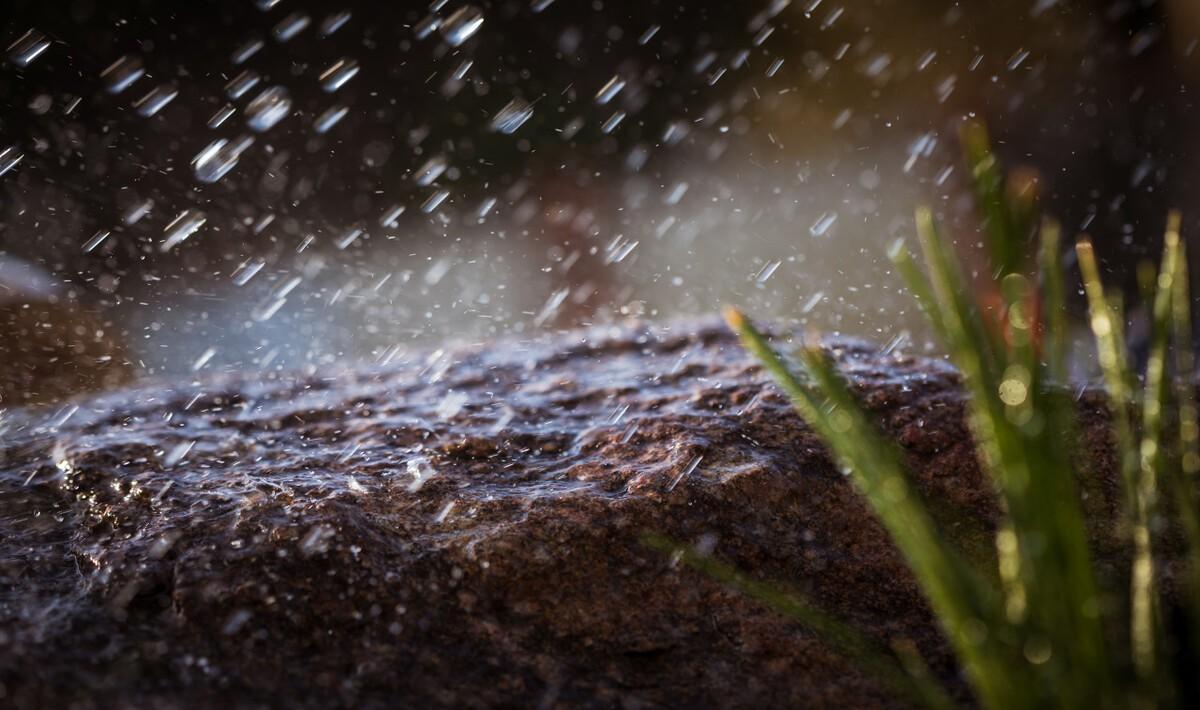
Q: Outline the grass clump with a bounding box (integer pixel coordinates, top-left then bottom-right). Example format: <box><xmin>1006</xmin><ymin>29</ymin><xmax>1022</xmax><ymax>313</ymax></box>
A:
<box><xmin>698</xmin><ymin>124</ymin><xmax>1200</xmax><ymax>707</ymax></box>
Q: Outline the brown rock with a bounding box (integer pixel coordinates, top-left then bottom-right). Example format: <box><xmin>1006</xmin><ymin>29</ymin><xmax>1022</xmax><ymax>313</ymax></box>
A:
<box><xmin>0</xmin><ymin>318</ymin><xmax>1121</xmax><ymax>708</ymax></box>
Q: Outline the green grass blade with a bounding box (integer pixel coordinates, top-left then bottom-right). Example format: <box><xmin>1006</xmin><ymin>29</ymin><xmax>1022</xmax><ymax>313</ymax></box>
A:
<box><xmin>725</xmin><ymin>308</ymin><xmax>1025</xmax><ymax>708</ymax></box>
<box><xmin>1077</xmin><ymin>238</ymin><xmax>1139</xmax><ymax>522</ymax></box>
<box><xmin>916</xmin><ymin>212</ymin><xmax>1108</xmax><ymax>699</ymax></box>
<box><xmin>643</xmin><ymin>535</ymin><xmax>957</xmax><ymax>710</ymax></box>
<box><xmin>1038</xmin><ymin>219</ymin><xmax>1067</xmax><ymax>383</ymax></box>
<box><xmin>961</xmin><ymin>122</ymin><xmax>1026</xmax><ymax>277</ymax></box>
<box><xmin>1129</xmin><ymin>219</ymin><xmax>1180</xmax><ymax>681</ymax></box>
<box><xmin>1167</xmin><ymin>216</ymin><xmax>1200</xmax><ymax>657</ymax></box>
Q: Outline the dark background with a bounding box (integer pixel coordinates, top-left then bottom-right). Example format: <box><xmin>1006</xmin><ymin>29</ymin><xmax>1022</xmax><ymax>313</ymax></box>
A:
<box><xmin>1</xmin><ymin>0</ymin><xmax>1198</xmax><ymax>403</ymax></box>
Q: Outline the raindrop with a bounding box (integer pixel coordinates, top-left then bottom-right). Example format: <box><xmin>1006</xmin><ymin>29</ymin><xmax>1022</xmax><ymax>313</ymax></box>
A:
<box><xmin>434</xmin><ymin>501</ymin><xmax>456</xmax><ymax>524</ymax></box>
<box><xmin>225</xmin><ymin>70</ymin><xmax>260</xmax><ymax>99</ymax></box>
<box><xmin>192</xmin><ymin>135</ymin><xmax>255</xmax><ymax>184</ymax></box>
<box><xmin>662</xmin><ymin>121</ymin><xmax>689</xmax><ymax>145</ymax></box>
<box><xmin>313</xmin><ymin>104</ymin><xmax>349</xmax><ymax>134</ymax></box>
<box><xmin>422</xmin><ymin>189</ymin><xmax>450</xmax><ymax>213</ymax></box>
<box><xmin>122</xmin><ymin>199</ymin><xmax>153</xmax><ymax>225</ymax></box>
<box><xmin>336</xmin><ymin>227</ymin><xmax>363</xmax><ymax>250</ymax></box>
<box><xmin>668</xmin><ymin>455</ymin><xmax>704</xmax><ymax>491</ymax></box>
<box><xmin>100</xmin><ymin>55</ymin><xmax>145</xmax><ymax>94</ymax></box>
<box><xmin>208</xmin><ymin>104</ymin><xmax>236</xmax><ymax>128</ymax></box>
<box><xmin>638</xmin><ymin>25</ymin><xmax>660</xmax><ymax>45</ymax></box>
<box><xmin>6</xmin><ymin>29</ymin><xmax>50</xmax><ymax>67</ymax></box>
<box><xmin>425</xmin><ymin>258</ymin><xmax>452</xmax><ymax>285</ymax></box>
<box><xmin>490</xmin><ymin>98</ymin><xmax>534</xmax><ymax>134</ymax></box>
<box><xmin>755</xmin><ymin>260</ymin><xmax>782</xmax><ymax>284</ymax></box>
<box><xmin>477</xmin><ymin>196</ymin><xmax>497</xmax><ymax>219</ymax></box>
<box><xmin>415</xmin><ymin>155</ymin><xmax>448</xmax><ymax>186</ymax></box>
<box><xmin>1008</xmin><ymin>48</ymin><xmax>1030</xmax><ymax>70</ymax></box>
<box><xmin>245</xmin><ymin>86</ymin><xmax>292</xmax><ymax>132</ymax></box>
<box><xmin>232</xmin><ymin>258</ymin><xmax>266</xmax><ymax>286</ymax></box>
<box><xmin>82</xmin><ymin>230</ymin><xmax>110</xmax><ymax>253</ymax></box>
<box><xmin>320</xmin><ymin>11</ymin><xmax>352</xmax><ymax>36</ymax></box>
<box><xmin>231</xmin><ymin>38</ymin><xmax>264</xmax><ymax>65</ymax></box>
<box><xmin>161</xmin><ymin>210</ymin><xmax>207</xmax><ymax>251</ymax></box>
<box><xmin>379</xmin><ymin>204</ymin><xmax>406</xmax><ymax>228</ymax></box>
<box><xmin>802</xmin><ymin>291</ymin><xmax>825</xmax><ymax>313</ymax></box>
<box><xmin>192</xmin><ymin>347</ymin><xmax>216</xmax><ymax>371</ymax></box>
<box><xmin>810</xmin><ymin>211</ymin><xmax>837</xmax><ymax>237</ymax></box>
<box><xmin>595</xmin><ymin>75</ymin><xmax>626</xmax><ymax>105</ymax></box>
<box><xmin>255</xmin><ymin>0</ymin><xmax>282</xmax><ymax>10</ymax></box>
<box><xmin>164</xmin><ymin>441</ymin><xmax>196</xmax><ymax>467</ymax></box>
<box><xmin>766</xmin><ymin>58</ymin><xmax>784</xmax><ymax>77</ymax></box>
<box><xmin>531</xmin><ymin>0</ymin><xmax>556</xmax><ymax>12</ymax></box>
<box><xmin>414</xmin><ymin>14</ymin><xmax>441</xmax><ymax>40</ymax></box>
<box><xmin>664</xmin><ymin>182</ymin><xmax>689</xmax><ymax>205</ymax></box>
<box><xmin>600</xmin><ymin>111</ymin><xmax>626</xmax><ymax>134</ymax></box>
<box><xmin>273</xmin><ymin>13</ymin><xmax>310</xmax><ymax>42</ymax></box>
<box><xmin>440</xmin><ymin>5</ymin><xmax>485</xmax><ymax>47</ymax></box>
<box><xmin>133</xmin><ymin>84</ymin><xmax>178</xmax><ymax>117</ymax></box>
<box><xmin>0</xmin><ymin>146</ymin><xmax>24</xmax><ymax>177</ymax></box>
<box><xmin>318</xmin><ymin>58</ymin><xmax>359</xmax><ymax>92</ymax></box>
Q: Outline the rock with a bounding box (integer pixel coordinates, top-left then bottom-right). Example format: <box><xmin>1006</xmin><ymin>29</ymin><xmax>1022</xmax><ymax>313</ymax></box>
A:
<box><xmin>0</xmin><ymin>318</ymin><xmax>1121</xmax><ymax>708</ymax></box>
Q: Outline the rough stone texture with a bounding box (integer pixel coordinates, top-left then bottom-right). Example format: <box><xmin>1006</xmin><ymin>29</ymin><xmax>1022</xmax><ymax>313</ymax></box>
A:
<box><xmin>0</xmin><ymin>318</ymin><xmax>1123</xmax><ymax>709</ymax></box>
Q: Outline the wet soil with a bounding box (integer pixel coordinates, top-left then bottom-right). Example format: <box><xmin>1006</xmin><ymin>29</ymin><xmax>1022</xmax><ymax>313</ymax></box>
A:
<box><xmin>0</xmin><ymin>318</ymin><xmax>1123</xmax><ymax>708</ymax></box>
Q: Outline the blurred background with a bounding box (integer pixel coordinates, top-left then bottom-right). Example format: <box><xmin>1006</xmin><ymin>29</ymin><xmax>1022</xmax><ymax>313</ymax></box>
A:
<box><xmin>1</xmin><ymin>0</ymin><xmax>1199</xmax><ymax>405</ymax></box>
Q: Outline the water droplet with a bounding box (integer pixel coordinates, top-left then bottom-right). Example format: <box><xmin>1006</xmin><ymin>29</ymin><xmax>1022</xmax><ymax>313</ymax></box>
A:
<box><xmin>232</xmin><ymin>258</ymin><xmax>266</xmax><ymax>286</ymax></box>
<box><xmin>440</xmin><ymin>5</ymin><xmax>484</xmax><ymax>47</ymax></box>
<box><xmin>490</xmin><ymin>98</ymin><xmax>534</xmax><ymax>134</ymax></box>
<box><xmin>0</xmin><ymin>146</ymin><xmax>24</xmax><ymax>177</ymax></box>
<box><xmin>122</xmin><ymin>199</ymin><xmax>153</xmax><ymax>225</ymax></box>
<box><xmin>225</xmin><ymin>70</ymin><xmax>260</xmax><ymax>99</ymax></box>
<box><xmin>6</xmin><ymin>29</ymin><xmax>50</xmax><ymax>67</ymax></box>
<box><xmin>100</xmin><ymin>55</ymin><xmax>145</xmax><ymax>94</ymax></box>
<box><xmin>664</xmin><ymin>182</ymin><xmax>689</xmax><ymax>205</ymax></box>
<box><xmin>560</xmin><ymin>116</ymin><xmax>584</xmax><ymax>140</ymax></box>
<box><xmin>133</xmin><ymin>84</ymin><xmax>178</xmax><ymax>117</ymax></box>
<box><xmin>318</xmin><ymin>58</ymin><xmax>358</xmax><ymax>92</ymax></box>
<box><xmin>594</xmin><ymin>75</ymin><xmax>626</xmax><ymax>105</ymax></box>
<box><xmin>755</xmin><ymin>260</ymin><xmax>782</xmax><ymax>284</ymax></box>
<box><xmin>336</xmin><ymin>227</ymin><xmax>364</xmax><ymax>250</ymax></box>
<box><xmin>421</xmin><ymin>189</ymin><xmax>450</xmax><ymax>213</ymax></box>
<box><xmin>161</xmin><ymin>210</ymin><xmax>207</xmax><ymax>251</ymax></box>
<box><xmin>477</xmin><ymin>196</ymin><xmax>497</xmax><ymax>219</ymax></box>
<box><xmin>436</xmin><ymin>391</ymin><xmax>469</xmax><ymax>419</ymax></box>
<box><xmin>230</xmin><ymin>38</ymin><xmax>264</xmax><ymax>65</ymax></box>
<box><xmin>313</xmin><ymin>104</ymin><xmax>348</xmax><ymax>134</ymax></box>
<box><xmin>414</xmin><ymin>14</ymin><xmax>441</xmax><ymax>40</ymax></box>
<box><xmin>810</xmin><ymin>211</ymin><xmax>837</xmax><ymax>237</ymax></box>
<box><xmin>245</xmin><ymin>86</ymin><xmax>292</xmax><ymax>132</ymax></box>
<box><xmin>82</xmin><ymin>230</ymin><xmax>110</xmax><ymax>253</ymax></box>
<box><xmin>379</xmin><ymin>204</ymin><xmax>406</xmax><ymax>228</ymax></box>
<box><xmin>192</xmin><ymin>135</ymin><xmax>254</xmax><ymax>184</ymax></box>
<box><xmin>600</xmin><ymin>111</ymin><xmax>626</xmax><ymax>134</ymax></box>
<box><xmin>414</xmin><ymin>155</ymin><xmax>448</xmax><ymax>186</ymax></box>
<box><xmin>208</xmin><ymin>104</ymin><xmax>236</xmax><ymax>129</ymax></box>
<box><xmin>638</xmin><ymin>25</ymin><xmax>660</xmax><ymax>45</ymax></box>
<box><xmin>164</xmin><ymin>440</ymin><xmax>196</xmax><ymax>467</ymax></box>
<box><xmin>192</xmin><ymin>347</ymin><xmax>217</xmax><ymax>371</ymax></box>
<box><xmin>320</xmin><ymin>10</ymin><xmax>352</xmax><ymax>35</ymax></box>
<box><xmin>273</xmin><ymin>13</ymin><xmax>310</xmax><ymax>42</ymax></box>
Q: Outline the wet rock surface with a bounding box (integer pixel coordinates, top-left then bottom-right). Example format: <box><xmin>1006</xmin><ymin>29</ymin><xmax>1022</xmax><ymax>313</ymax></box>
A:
<box><xmin>0</xmin><ymin>318</ymin><xmax>1120</xmax><ymax>708</ymax></box>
